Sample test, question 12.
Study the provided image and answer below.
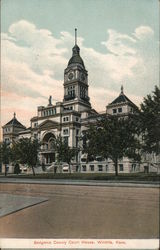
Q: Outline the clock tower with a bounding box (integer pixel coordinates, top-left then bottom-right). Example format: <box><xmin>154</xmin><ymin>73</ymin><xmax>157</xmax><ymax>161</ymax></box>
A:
<box><xmin>63</xmin><ymin>29</ymin><xmax>91</xmax><ymax>111</ymax></box>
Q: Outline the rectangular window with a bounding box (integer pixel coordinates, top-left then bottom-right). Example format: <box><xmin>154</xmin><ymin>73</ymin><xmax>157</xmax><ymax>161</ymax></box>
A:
<box><xmin>90</xmin><ymin>165</ymin><xmax>94</xmax><ymax>171</ymax></box>
<box><xmin>63</xmin><ymin>116</ymin><xmax>69</xmax><ymax>122</ymax></box>
<box><xmin>98</xmin><ymin>165</ymin><xmax>103</xmax><ymax>171</ymax></box>
<box><xmin>82</xmin><ymin>165</ymin><xmax>86</xmax><ymax>171</ymax></box>
<box><xmin>118</xmin><ymin>108</ymin><xmax>122</xmax><ymax>113</ymax></box>
<box><xmin>106</xmin><ymin>165</ymin><xmax>108</xmax><ymax>172</ymax></box>
<box><xmin>63</xmin><ymin>136</ymin><xmax>68</xmax><ymax>146</ymax></box>
<box><xmin>119</xmin><ymin>164</ymin><xmax>124</xmax><ymax>171</ymax></box>
<box><xmin>113</xmin><ymin>109</ymin><xmax>117</xmax><ymax>114</ymax></box>
<box><xmin>76</xmin><ymin>117</ymin><xmax>79</xmax><ymax>122</ymax></box>
<box><xmin>5</xmin><ymin>138</ymin><xmax>10</xmax><ymax>144</ymax></box>
<box><xmin>132</xmin><ymin>164</ymin><xmax>136</xmax><ymax>171</ymax></box>
<box><xmin>63</xmin><ymin>129</ymin><xmax>69</xmax><ymax>135</ymax></box>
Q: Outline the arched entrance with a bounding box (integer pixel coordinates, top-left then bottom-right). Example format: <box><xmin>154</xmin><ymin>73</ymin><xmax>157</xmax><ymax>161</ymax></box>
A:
<box><xmin>41</xmin><ymin>132</ymin><xmax>56</xmax><ymax>165</ymax></box>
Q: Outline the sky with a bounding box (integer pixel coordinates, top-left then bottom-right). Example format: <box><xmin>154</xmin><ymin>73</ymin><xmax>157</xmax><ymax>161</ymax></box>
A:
<box><xmin>1</xmin><ymin>0</ymin><xmax>159</xmax><ymax>136</ymax></box>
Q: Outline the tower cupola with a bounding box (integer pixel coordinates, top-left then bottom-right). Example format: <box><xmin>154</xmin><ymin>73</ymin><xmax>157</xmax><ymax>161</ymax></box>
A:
<box><xmin>67</xmin><ymin>29</ymin><xmax>85</xmax><ymax>69</ymax></box>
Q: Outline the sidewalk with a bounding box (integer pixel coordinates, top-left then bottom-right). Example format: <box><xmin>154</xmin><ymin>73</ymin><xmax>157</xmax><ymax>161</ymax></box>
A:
<box><xmin>0</xmin><ymin>177</ymin><xmax>159</xmax><ymax>188</ymax></box>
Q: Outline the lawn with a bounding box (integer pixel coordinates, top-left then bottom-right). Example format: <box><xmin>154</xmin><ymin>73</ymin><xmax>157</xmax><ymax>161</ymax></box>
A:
<box><xmin>1</xmin><ymin>172</ymin><xmax>160</xmax><ymax>182</ymax></box>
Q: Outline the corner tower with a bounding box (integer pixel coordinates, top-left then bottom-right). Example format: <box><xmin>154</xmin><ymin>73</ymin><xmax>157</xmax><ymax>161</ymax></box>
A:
<box><xmin>63</xmin><ymin>29</ymin><xmax>91</xmax><ymax>111</ymax></box>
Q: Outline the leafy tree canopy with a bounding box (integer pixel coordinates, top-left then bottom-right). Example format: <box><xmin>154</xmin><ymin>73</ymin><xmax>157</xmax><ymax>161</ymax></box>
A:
<box><xmin>140</xmin><ymin>85</ymin><xmax>160</xmax><ymax>155</ymax></box>
<box><xmin>84</xmin><ymin>115</ymin><xmax>141</xmax><ymax>175</ymax></box>
<box><xmin>54</xmin><ymin>135</ymin><xmax>78</xmax><ymax>172</ymax></box>
<box><xmin>11</xmin><ymin>138</ymin><xmax>40</xmax><ymax>175</ymax></box>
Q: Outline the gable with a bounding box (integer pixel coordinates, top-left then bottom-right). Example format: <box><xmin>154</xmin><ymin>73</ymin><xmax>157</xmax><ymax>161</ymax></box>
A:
<box><xmin>39</xmin><ymin>119</ymin><xmax>59</xmax><ymax>130</ymax></box>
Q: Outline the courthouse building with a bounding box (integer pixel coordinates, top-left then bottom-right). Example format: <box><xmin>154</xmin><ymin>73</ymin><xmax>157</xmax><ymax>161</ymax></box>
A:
<box><xmin>3</xmin><ymin>32</ymin><xmax>156</xmax><ymax>173</ymax></box>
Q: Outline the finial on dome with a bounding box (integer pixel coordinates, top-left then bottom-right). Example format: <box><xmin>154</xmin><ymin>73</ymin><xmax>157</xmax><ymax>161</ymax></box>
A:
<box><xmin>13</xmin><ymin>112</ymin><xmax>16</xmax><ymax>118</ymax></box>
<box><xmin>75</xmin><ymin>28</ymin><xmax>77</xmax><ymax>45</ymax></box>
<box><xmin>121</xmin><ymin>85</ymin><xmax>124</xmax><ymax>94</ymax></box>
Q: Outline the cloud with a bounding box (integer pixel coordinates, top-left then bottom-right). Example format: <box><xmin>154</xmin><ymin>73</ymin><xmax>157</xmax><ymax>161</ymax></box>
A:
<box><xmin>133</xmin><ymin>26</ymin><xmax>154</xmax><ymax>40</ymax></box>
<box><xmin>102</xmin><ymin>29</ymin><xmax>136</xmax><ymax>56</ymax></box>
<box><xmin>1</xmin><ymin>20</ymin><xmax>158</xmax><ymax>130</ymax></box>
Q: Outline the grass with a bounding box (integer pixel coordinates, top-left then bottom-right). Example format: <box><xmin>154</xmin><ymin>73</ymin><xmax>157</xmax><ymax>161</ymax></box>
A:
<box><xmin>1</xmin><ymin>172</ymin><xmax>160</xmax><ymax>182</ymax></box>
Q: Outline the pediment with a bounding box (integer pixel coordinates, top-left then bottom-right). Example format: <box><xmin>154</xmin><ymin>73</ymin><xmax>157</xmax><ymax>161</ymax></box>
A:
<box><xmin>39</xmin><ymin>119</ymin><xmax>59</xmax><ymax>129</ymax></box>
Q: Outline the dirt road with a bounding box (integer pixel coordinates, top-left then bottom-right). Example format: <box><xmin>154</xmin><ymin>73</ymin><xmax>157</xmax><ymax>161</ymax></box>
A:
<box><xmin>0</xmin><ymin>183</ymin><xmax>159</xmax><ymax>238</ymax></box>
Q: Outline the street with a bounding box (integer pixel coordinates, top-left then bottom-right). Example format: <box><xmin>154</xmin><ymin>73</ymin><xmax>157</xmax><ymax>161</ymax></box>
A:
<box><xmin>0</xmin><ymin>182</ymin><xmax>159</xmax><ymax>239</ymax></box>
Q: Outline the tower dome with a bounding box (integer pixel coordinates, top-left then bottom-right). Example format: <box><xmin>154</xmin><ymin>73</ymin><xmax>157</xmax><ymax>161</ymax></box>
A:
<box><xmin>67</xmin><ymin>29</ymin><xmax>85</xmax><ymax>68</ymax></box>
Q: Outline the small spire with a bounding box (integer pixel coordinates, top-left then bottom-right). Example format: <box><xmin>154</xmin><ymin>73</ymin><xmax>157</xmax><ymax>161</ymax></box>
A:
<box><xmin>13</xmin><ymin>112</ymin><xmax>16</xmax><ymax>118</ymax></box>
<box><xmin>75</xmin><ymin>28</ymin><xmax>77</xmax><ymax>45</ymax></box>
<box><xmin>121</xmin><ymin>85</ymin><xmax>124</xmax><ymax>94</ymax></box>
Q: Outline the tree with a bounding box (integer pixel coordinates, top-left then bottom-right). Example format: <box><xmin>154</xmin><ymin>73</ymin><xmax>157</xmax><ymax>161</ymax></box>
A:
<box><xmin>139</xmin><ymin>86</ymin><xmax>160</xmax><ymax>172</ymax></box>
<box><xmin>84</xmin><ymin>115</ymin><xmax>141</xmax><ymax>176</ymax></box>
<box><xmin>54</xmin><ymin>135</ymin><xmax>78</xmax><ymax>173</ymax></box>
<box><xmin>0</xmin><ymin>142</ymin><xmax>11</xmax><ymax>176</ymax></box>
<box><xmin>140</xmin><ymin>86</ymin><xmax>160</xmax><ymax>155</ymax></box>
<box><xmin>11</xmin><ymin>138</ymin><xmax>40</xmax><ymax>176</ymax></box>
<box><xmin>14</xmin><ymin>163</ymin><xmax>21</xmax><ymax>175</ymax></box>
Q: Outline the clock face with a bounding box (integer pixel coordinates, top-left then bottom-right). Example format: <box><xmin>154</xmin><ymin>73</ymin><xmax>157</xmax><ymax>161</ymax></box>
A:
<box><xmin>81</xmin><ymin>73</ymin><xmax>85</xmax><ymax>81</ymax></box>
<box><xmin>68</xmin><ymin>72</ymin><xmax>74</xmax><ymax>80</ymax></box>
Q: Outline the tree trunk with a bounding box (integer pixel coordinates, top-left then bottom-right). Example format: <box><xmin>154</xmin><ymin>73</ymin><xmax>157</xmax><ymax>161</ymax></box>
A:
<box><xmin>114</xmin><ymin>159</ymin><xmax>118</xmax><ymax>176</ymax></box>
<box><xmin>31</xmin><ymin>166</ymin><xmax>36</xmax><ymax>176</ymax></box>
<box><xmin>69</xmin><ymin>163</ymin><xmax>71</xmax><ymax>174</ymax></box>
<box><xmin>5</xmin><ymin>164</ymin><xmax>7</xmax><ymax>176</ymax></box>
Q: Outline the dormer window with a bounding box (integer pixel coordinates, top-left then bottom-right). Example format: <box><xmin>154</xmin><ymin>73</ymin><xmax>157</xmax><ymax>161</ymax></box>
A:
<box><xmin>113</xmin><ymin>109</ymin><xmax>117</xmax><ymax>114</ymax></box>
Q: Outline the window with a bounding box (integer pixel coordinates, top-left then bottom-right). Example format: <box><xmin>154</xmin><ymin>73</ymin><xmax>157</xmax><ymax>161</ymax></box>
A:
<box><xmin>63</xmin><ymin>128</ymin><xmax>69</xmax><ymax>135</ymax></box>
<box><xmin>82</xmin><ymin>165</ymin><xmax>86</xmax><ymax>171</ymax></box>
<box><xmin>132</xmin><ymin>164</ymin><xmax>136</xmax><ymax>172</ymax></box>
<box><xmin>113</xmin><ymin>109</ymin><xmax>117</xmax><ymax>114</ymax></box>
<box><xmin>106</xmin><ymin>165</ymin><xmax>108</xmax><ymax>172</ymax></box>
<box><xmin>98</xmin><ymin>165</ymin><xmax>103</xmax><ymax>171</ymax></box>
<box><xmin>90</xmin><ymin>165</ymin><xmax>94</xmax><ymax>171</ymax></box>
<box><xmin>67</xmin><ymin>85</ymin><xmax>75</xmax><ymax>97</ymax></box>
<box><xmin>34</xmin><ymin>123</ymin><xmax>37</xmax><ymax>128</ymax></box>
<box><xmin>63</xmin><ymin>137</ymin><xmax>68</xmax><ymax>146</ymax></box>
<box><xmin>76</xmin><ymin>136</ymin><xmax>79</xmax><ymax>147</ymax></box>
<box><xmin>119</xmin><ymin>164</ymin><xmax>123</xmax><ymax>171</ymax></box>
<box><xmin>76</xmin><ymin>117</ymin><xmax>79</xmax><ymax>122</ymax></box>
<box><xmin>5</xmin><ymin>138</ymin><xmax>10</xmax><ymax>144</ymax></box>
<box><xmin>63</xmin><ymin>116</ymin><xmax>69</xmax><ymax>122</ymax></box>
<box><xmin>80</xmin><ymin>86</ymin><xmax>86</xmax><ymax>98</ymax></box>
<box><xmin>118</xmin><ymin>107</ymin><xmax>122</xmax><ymax>113</ymax></box>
